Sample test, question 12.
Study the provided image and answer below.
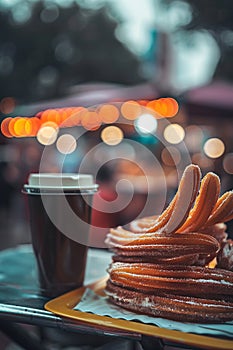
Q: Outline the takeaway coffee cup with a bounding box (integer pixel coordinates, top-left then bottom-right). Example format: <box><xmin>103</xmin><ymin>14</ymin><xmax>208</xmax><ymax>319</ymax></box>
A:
<box><xmin>23</xmin><ymin>173</ymin><xmax>98</xmax><ymax>298</ymax></box>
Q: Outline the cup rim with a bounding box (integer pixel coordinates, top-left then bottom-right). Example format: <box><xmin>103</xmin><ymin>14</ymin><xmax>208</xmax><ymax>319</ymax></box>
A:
<box><xmin>24</xmin><ymin>173</ymin><xmax>98</xmax><ymax>191</ymax></box>
<box><xmin>23</xmin><ymin>184</ymin><xmax>99</xmax><ymax>191</ymax></box>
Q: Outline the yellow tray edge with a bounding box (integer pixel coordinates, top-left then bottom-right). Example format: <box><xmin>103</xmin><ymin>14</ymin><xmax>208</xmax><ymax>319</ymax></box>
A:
<box><xmin>45</xmin><ymin>277</ymin><xmax>233</xmax><ymax>350</ymax></box>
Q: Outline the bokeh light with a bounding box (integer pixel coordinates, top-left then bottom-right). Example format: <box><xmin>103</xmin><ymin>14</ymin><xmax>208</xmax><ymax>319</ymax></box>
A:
<box><xmin>36</xmin><ymin>122</ymin><xmax>58</xmax><ymax>145</ymax></box>
<box><xmin>29</xmin><ymin>117</ymin><xmax>42</xmax><ymax>136</ymax></box>
<box><xmin>40</xmin><ymin>4</ymin><xmax>59</xmax><ymax>23</ymax></box>
<box><xmin>192</xmin><ymin>153</ymin><xmax>214</xmax><ymax>169</ymax></box>
<box><xmin>1</xmin><ymin>116</ymin><xmax>42</xmax><ymax>138</ymax></box>
<box><xmin>13</xmin><ymin>118</ymin><xmax>28</xmax><ymax>137</ymax></box>
<box><xmin>223</xmin><ymin>153</ymin><xmax>233</xmax><ymax>174</ymax></box>
<box><xmin>163</xmin><ymin>123</ymin><xmax>185</xmax><ymax>144</ymax></box>
<box><xmin>8</xmin><ymin>117</ymin><xmax>21</xmax><ymax>137</ymax></box>
<box><xmin>121</xmin><ymin>100</ymin><xmax>141</xmax><ymax>120</ymax></box>
<box><xmin>98</xmin><ymin>104</ymin><xmax>119</xmax><ymax>123</ymax></box>
<box><xmin>185</xmin><ymin>125</ymin><xmax>204</xmax><ymax>152</ymax></box>
<box><xmin>161</xmin><ymin>146</ymin><xmax>181</xmax><ymax>167</ymax></box>
<box><xmin>0</xmin><ymin>97</ymin><xmax>16</xmax><ymax>114</ymax></box>
<box><xmin>81</xmin><ymin>110</ymin><xmax>101</xmax><ymax>130</ymax></box>
<box><xmin>101</xmin><ymin>126</ymin><xmax>123</xmax><ymax>146</ymax></box>
<box><xmin>0</xmin><ymin>98</ymin><xmax>179</xmax><ymax>140</ymax></box>
<box><xmin>61</xmin><ymin>107</ymin><xmax>86</xmax><ymax>127</ymax></box>
<box><xmin>138</xmin><ymin>99</ymin><xmax>149</xmax><ymax>106</ymax></box>
<box><xmin>134</xmin><ymin>113</ymin><xmax>158</xmax><ymax>134</ymax></box>
<box><xmin>56</xmin><ymin>134</ymin><xmax>77</xmax><ymax>154</ymax></box>
<box><xmin>41</xmin><ymin>109</ymin><xmax>61</xmax><ymax>125</ymax></box>
<box><xmin>146</xmin><ymin>98</ymin><xmax>179</xmax><ymax>118</ymax></box>
<box><xmin>38</xmin><ymin>65</ymin><xmax>59</xmax><ymax>87</ymax></box>
<box><xmin>11</xmin><ymin>2</ymin><xmax>31</xmax><ymax>24</ymax></box>
<box><xmin>203</xmin><ymin>138</ymin><xmax>225</xmax><ymax>158</ymax></box>
<box><xmin>55</xmin><ymin>39</ymin><xmax>74</xmax><ymax>63</ymax></box>
<box><xmin>0</xmin><ymin>117</ymin><xmax>13</xmax><ymax>138</ymax></box>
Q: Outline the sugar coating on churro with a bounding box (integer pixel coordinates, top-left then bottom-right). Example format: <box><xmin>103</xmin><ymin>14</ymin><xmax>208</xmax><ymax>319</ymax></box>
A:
<box><xmin>105</xmin><ymin>164</ymin><xmax>233</xmax><ymax>323</ymax></box>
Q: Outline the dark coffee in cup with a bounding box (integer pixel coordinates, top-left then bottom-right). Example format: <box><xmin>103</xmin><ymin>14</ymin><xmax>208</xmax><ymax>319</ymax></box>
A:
<box><xmin>23</xmin><ymin>173</ymin><xmax>98</xmax><ymax>298</ymax></box>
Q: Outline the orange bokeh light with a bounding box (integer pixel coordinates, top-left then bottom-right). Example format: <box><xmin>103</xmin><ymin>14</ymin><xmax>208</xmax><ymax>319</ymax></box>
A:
<box><xmin>24</xmin><ymin>119</ymin><xmax>33</xmax><ymax>136</ymax></box>
<box><xmin>157</xmin><ymin>99</ymin><xmax>169</xmax><ymax>116</ymax></box>
<box><xmin>59</xmin><ymin>109</ymin><xmax>69</xmax><ymax>124</ymax></box>
<box><xmin>223</xmin><ymin>153</ymin><xmax>233</xmax><ymax>174</ymax></box>
<box><xmin>165</xmin><ymin>98</ymin><xmax>179</xmax><ymax>117</ymax></box>
<box><xmin>1</xmin><ymin>117</ymin><xmax>13</xmax><ymax>138</ymax></box>
<box><xmin>146</xmin><ymin>98</ymin><xmax>179</xmax><ymax>118</ymax></box>
<box><xmin>98</xmin><ymin>104</ymin><xmax>119</xmax><ymax>124</ymax></box>
<box><xmin>146</xmin><ymin>100</ymin><xmax>163</xmax><ymax>118</ymax></box>
<box><xmin>81</xmin><ymin>110</ymin><xmax>101</xmax><ymax>130</ymax></box>
<box><xmin>8</xmin><ymin>117</ymin><xmax>21</xmax><ymax>137</ymax></box>
<box><xmin>29</xmin><ymin>117</ymin><xmax>42</xmax><ymax>136</ymax></box>
<box><xmin>121</xmin><ymin>100</ymin><xmax>141</xmax><ymax>120</ymax></box>
<box><xmin>1</xmin><ymin>98</ymin><xmax>179</xmax><ymax>139</ymax></box>
<box><xmin>35</xmin><ymin>111</ymin><xmax>43</xmax><ymax>118</ymax></box>
<box><xmin>41</xmin><ymin>109</ymin><xmax>62</xmax><ymax>125</ymax></box>
<box><xmin>62</xmin><ymin>107</ymin><xmax>86</xmax><ymax>127</ymax></box>
<box><xmin>0</xmin><ymin>97</ymin><xmax>16</xmax><ymax>114</ymax></box>
<box><xmin>7</xmin><ymin>117</ymin><xmax>43</xmax><ymax>137</ymax></box>
<box><xmin>40</xmin><ymin>121</ymin><xmax>59</xmax><ymax>130</ymax></box>
<box><xmin>137</xmin><ymin>99</ymin><xmax>149</xmax><ymax>106</ymax></box>
<box><xmin>13</xmin><ymin>118</ymin><xmax>28</xmax><ymax>136</ymax></box>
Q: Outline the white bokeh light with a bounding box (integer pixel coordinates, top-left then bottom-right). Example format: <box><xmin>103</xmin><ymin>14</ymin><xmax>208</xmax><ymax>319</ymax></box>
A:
<box><xmin>203</xmin><ymin>138</ymin><xmax>225</xmax><ymax>159</ymax></box>
<box><xmin>135</xmin><ymin>114</ymin><xmax>158</xmax><ymax>134</ymax></box>
<box><xmin>56</xmin><ymin>134</ymin><xmax>77</xmax><ymax>154</ymax></box>
<box><xmin>37</xmin><ymin>125</ymin><xmax>58</xmax><ymax>145</ymax></box>
<box><xmin>163</xmin><ymin>124</ymin><xmax>185</xmax><ymax>144</ymax></box>
<box><xmin>101</xmin><ymin>126</ymin><xmax>123</xmax><ymax>146</ymax></box>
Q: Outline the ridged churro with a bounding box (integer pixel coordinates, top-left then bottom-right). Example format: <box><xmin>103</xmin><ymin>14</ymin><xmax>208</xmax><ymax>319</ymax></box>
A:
<box><xmin>106</xmin><ymin>279</ymin><xmax>233</xmax><ymax>323</ymax></box>
<box><xmin>105</xmin><ymin>164</ymin><xmax>233</xmax><ymax>323</ymax></box>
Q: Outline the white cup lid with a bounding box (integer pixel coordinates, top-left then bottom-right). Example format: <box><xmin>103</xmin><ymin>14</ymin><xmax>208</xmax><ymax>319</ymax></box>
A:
<box><xmin>24</xmin><ymin>173</ymin><xmax>98</xmax><ymax>190</ymax></box>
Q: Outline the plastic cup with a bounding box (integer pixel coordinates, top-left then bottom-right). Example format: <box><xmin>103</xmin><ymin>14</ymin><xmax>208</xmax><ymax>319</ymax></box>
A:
<box><xmin>23</xmin><ymin>173</ymin><xmax>98</xmax><ymax>298</ymax></box>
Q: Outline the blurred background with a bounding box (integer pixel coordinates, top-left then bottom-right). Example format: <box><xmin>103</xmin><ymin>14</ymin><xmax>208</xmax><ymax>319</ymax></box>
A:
<box><xmin>1</xmin><ymin>0</ymin><xmax>233</xmax><ymax>250</ymax></box>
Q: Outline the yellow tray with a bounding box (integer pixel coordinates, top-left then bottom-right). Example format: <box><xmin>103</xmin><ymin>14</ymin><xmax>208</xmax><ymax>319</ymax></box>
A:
<box><xmin>45</xmin><ymin>277</ymin><xmax>233</xmax><ymax>350</ymax></box>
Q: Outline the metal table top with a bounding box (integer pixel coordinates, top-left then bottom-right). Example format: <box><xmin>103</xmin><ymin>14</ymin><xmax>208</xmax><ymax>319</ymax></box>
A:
<box><xmin>0</xmin><ymin>244</ymin><xmax>141</xmax><ymax>340</ymax></box>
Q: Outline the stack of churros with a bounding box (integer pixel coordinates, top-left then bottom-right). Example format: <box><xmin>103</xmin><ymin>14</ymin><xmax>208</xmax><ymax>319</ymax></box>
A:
<box><xmin>105</xmin><ymin>164</ymin><xmax>233</xmax><ymax>323</ymax></box>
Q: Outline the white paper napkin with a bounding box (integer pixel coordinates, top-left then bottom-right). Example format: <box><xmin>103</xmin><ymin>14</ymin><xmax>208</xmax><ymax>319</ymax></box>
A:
<box><xmin>74</xmin><ymin>289</ymin><xmax>233</xmax><ymax>337</ymax></box>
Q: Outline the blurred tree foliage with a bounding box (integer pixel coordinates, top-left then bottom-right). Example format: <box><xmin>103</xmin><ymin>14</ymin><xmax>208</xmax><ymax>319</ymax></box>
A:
<box><xmin>0</xmin><ymin>1</ymin><xmax>143</xmax><ymax>103</ymax></box>
<box><xmin>164</xmin><ymin>0</ymin><xmax>233</xmax><ymax>82</ymax></box>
